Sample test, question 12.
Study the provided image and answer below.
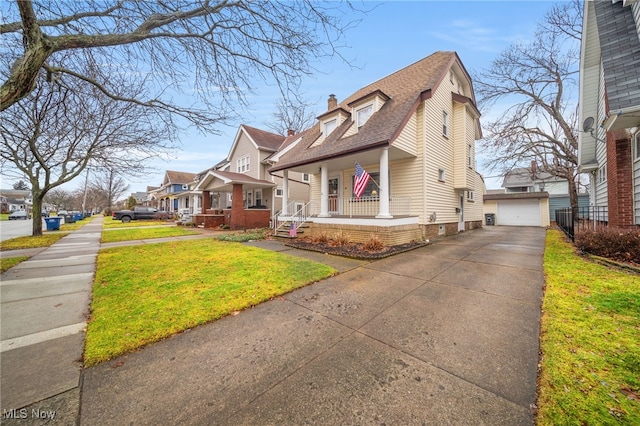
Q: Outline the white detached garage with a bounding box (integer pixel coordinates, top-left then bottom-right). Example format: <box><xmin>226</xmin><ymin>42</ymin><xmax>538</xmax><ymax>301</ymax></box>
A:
<box><xmin>483</xmin><ymin>192</ymin><xmax>550</xmax><ymax>227</ymax></box>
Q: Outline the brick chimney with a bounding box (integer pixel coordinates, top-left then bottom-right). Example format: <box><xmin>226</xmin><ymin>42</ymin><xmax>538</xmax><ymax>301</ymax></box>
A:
<box><xmin>328</xmin><ymin>94</ymin><xmax>337</xmax><ymax>110</ymax></box>
<box><xmin>287</xmin><ymin>129</ymin><xmax>295</xmax><ymax>136</ymax></box>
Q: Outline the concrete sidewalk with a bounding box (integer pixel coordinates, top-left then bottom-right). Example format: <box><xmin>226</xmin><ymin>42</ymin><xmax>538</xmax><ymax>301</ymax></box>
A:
<box><xmin>80</xmin><ymin>226</ymin><xmax>545</xmax><ymax>425</ymax></box>
<box><xmin>1</xmin><ymin>217</ymin><xmax>103</xmax><ymax>422</ymax></box>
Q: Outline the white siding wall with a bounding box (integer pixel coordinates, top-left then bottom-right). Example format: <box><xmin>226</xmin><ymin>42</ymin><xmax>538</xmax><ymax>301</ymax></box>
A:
<box><xmin>464</xmin><ymin>172</ymin><xmax>484</xmax><ymax>222</ymax></box>
<box><xmin>595</xmin><ymin>61</ymin><xmax>608</xmax><ymax>207</ymax></box>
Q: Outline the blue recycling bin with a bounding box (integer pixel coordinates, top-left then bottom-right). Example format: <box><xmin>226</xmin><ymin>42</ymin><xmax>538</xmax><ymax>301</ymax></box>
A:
<box><xmin>64</xmin><ymin>214</ymin><xmax>76</xmax><ymax>224</ymax></box>
<box><xmin>74</xmin><ymin>212</ymin><xmax>83</xmax><ymax>221</ymax></box>
<box><xmin>44</xmin><ymin>217</ymin><xmax>62</xmax><ymax>231</ymax></box>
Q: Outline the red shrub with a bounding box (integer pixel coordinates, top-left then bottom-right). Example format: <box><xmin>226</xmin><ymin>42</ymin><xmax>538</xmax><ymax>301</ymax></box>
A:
<box><xmin>574</xmin><ymin>227</ymin><xmax>640</xmax><ymax>265</ymax></box>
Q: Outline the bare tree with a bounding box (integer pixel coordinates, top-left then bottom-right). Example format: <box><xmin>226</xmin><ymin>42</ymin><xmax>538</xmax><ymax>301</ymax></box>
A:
<box><xmin>1</xmin><ymin>70</ymin><xmax>173</xmax><ymax>235</ymax></box>
<box><xmin>474</xmin><ymin>0</ymin><xmax>583</xmax><ymax>211</ymax></box>
<box><xmin>266</xmin><ymin>96</ymin><xmax>317</xmax><ymax>135</ymax></box>
<box><xmin>43</xmin><ymin>188</ymin><xmax>73</xmax><ymax>211</ymax></box>
<box><xmin>89</xmin><ymin>167</ymin><xmax>130</xmax><ymax>212</ymax></box>
<box><xmin>0</xmin><ymin>0</ymin><xmax>362</xmax><ymax>127</ymax></box>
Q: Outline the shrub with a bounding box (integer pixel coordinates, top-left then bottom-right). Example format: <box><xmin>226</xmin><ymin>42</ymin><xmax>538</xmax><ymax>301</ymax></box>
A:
<box><xmin>330</xmin><ymin>231</ymin><xmax>350</xmax><ymax>247</ymax></box>
<box><xmin>309</xmin><ymin>231</ymin><xmax>329</xmax><ymax>244</ymax></box>
<box><xmin>574</xmin><ymin>227</ymin><xmax>640</xmax><ymax>265</ymax></box>
<box><xmin>153</xmin><ymin>211</ymin><xmax>171</xmax><ymax>221</ymax></box>
<box><xmin>361</xmin><ymin>234</ymin><xmax>385</xmax><ymax>252</ymax></box>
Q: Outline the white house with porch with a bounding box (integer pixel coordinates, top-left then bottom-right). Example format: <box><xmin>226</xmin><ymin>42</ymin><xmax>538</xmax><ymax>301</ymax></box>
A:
<box><xmin>269</xmin><ymin>51</ymin><xmax>484</xmax><ymax>245</ymax></box>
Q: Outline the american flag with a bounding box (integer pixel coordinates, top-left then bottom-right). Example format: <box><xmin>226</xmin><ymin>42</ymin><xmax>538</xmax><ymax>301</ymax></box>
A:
<box><xmin>353</xmin><ymin>162</ymin><xmax>371</xmax><ymax>199</ymax></box>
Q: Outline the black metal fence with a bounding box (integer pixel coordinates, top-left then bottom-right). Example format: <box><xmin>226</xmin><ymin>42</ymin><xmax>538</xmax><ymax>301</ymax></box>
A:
<box><xmin>555</xmin><ymin>206</ymin><xmax>609</xmax><ymax>240</ymax></box>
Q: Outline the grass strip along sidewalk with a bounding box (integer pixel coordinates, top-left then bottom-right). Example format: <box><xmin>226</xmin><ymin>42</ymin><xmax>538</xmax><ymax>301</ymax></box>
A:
<box><xmin>538</xmin><ymin>230</ymin><xmax>640</xmax><ymax>425</ymax></box>
<box><xmin>84</xmin><ymin>238</ymin><xmax>336</xmax><ymax>365</ymax></box>
<box><xmin>101</xmin><ymin>226</ymin><xmax>200</xmax><ymax>243</ymax></box>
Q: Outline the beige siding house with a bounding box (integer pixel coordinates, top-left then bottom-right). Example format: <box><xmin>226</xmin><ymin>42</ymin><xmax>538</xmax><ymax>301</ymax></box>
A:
<box><xmin>270</xmin><ymin>52</ymin><xmax>484</xmax><ymax>244</ymax></box>
<box><xmin>194</xmin><ymin>124</ymin><xmax>310</xmax><ymax>229</ymax></box>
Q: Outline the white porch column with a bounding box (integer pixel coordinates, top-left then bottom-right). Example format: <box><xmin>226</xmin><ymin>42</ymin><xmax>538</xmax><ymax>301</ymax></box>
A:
<box><xmin>376</xmin><ymin>147</ymin><xmax>392</xmax><ymax>218</ymax></box>
<box><xmin>281</xmin><ymin>170</ymin><xmax>289</xmax><ymax>215</ymax></box>
<box><xmin>319</xmin><ymin>163</ymin><xmax>330</xmax><ymax>217</ymax></box>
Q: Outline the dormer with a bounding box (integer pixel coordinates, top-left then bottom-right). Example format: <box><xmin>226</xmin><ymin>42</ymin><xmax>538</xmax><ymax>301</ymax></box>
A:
<box><xmin>312</xmin><ymin>95</ymin><xmax>350</xmax><ymax>147</ymax></box>
<box><xmin>344</xmin><ymin>89</ymin><xmax>390</xmax><ymax>137</ymax></box>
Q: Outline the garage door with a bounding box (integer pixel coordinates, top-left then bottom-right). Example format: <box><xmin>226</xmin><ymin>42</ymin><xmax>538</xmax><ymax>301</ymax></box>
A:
<box><xmin>497</xmin><ymin>199</ymin><xmax>541</xmax><ymax>226</ymax></box>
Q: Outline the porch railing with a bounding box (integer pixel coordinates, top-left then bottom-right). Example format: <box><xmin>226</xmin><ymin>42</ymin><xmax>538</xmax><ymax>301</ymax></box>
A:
<box><xmin>272</xmin><ymin>201</ymin><xmax>315</xmax><ymax>233</ymax></box>
<box><xmin>555</xmin><ymin>206</ymin><xmax>608</xmax><ymax>241</ymax></box>
<box><xmin>309</xmin><ymin>197</ymin><xmax>411</xmax><ymax>217</ymax></box>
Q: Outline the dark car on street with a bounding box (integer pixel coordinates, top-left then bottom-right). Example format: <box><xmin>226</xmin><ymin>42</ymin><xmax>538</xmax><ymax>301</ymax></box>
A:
<box><xmin>8</xmin><ymin>210</ymin><xmax>30</xmax><ymax>220</ymax></box>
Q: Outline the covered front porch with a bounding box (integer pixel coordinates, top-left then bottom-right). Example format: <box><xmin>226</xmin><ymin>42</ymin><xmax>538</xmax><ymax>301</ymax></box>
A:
<box><xmin>194</xmin><ymin>170</ymin><xmax>275</xmax><ymax>230</ymax></box>
<box><xmin>274</xmin><ymin>146</ymin><xmax>422</xmax><ymax>245</ymax></box>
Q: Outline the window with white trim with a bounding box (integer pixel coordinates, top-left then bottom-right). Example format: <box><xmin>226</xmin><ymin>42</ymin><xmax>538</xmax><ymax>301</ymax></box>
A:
<box><xmin>236</xmin><ymin>155</ymin><xmax>250</xmax><ymax>173</ymax></box>
<box><xmin>356</xmin><ymin>104</ymin><xmax>373</xmax><ymax>128</ymax></box>
<box><xmin>275</xmin><ymin>188</ymin><xmax>283</xmax><ymax>197</ymax></box>
<box><xmin>598</xmin><ymin>164</ymin><xmax>607</xmax><ymax>184</ymax></box>
<box><xmin>323</xmin><ymin>119</ymin><xmax>337</xmax><ymax>137</ymax></box>
<box><xmin>302</xmin><ymin>173</ymin><xmax>310</xmax><ymax>183</ymax></box>
<box><xmin>442</xmin><ymin>111</ymin><xmax>449</xmax><ymax>137</ymax></box>
<box><xmin>466</xmin><ymin>190</ymin><xmax>474</xmax><ymax>201</ymax></box>
<box><xmin>438</xmin><ymin>168</ymin><xmax>446</xmax><ymax>182</ymax></box>
<box><xmin>468</xmin><ymin>144</ymin><xmax>472</xmax><ymax>168</ymax></box>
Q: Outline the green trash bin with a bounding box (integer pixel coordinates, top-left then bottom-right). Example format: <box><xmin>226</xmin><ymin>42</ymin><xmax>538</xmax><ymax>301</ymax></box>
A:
<box><xmin>44</xmin><ymin>217</ymin><xmax>62</xmax><ymax>231</ymax></box>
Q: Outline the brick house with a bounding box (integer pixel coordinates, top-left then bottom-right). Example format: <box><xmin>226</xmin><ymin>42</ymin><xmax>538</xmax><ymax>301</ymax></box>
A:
<box><xmin>579</xmin><ymin>0</ymin><xmax>640</xmax><ymax>227</ymax></box>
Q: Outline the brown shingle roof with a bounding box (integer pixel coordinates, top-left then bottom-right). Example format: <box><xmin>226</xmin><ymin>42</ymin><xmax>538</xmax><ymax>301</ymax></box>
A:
<box><xmin>271</xmin><ymin>51</ymin><xmax>459</xmax><ymax>171</ymax></box>
<box><xmin>242</xmin><ymin>124</ymin><xmax>286</xmax><ymax>151</ymax></box>
<box><xmin>164</xmin><ymin>170</ymin><xmax>196</xmax><ymax>185</ymax></box>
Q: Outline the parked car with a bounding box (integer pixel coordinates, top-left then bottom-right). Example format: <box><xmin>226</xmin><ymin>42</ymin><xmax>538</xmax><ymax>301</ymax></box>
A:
<box><xmin>8</xmin><ymin>210</ymin><xmax>30</xmax><ymax>220</ymax></box>
<box><xmin>112</xmin><ymin>206</ymin><xmax>158</xmax><ymax>223</ymax></box>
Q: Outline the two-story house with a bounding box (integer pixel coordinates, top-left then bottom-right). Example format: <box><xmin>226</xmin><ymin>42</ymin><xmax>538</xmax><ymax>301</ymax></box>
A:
<box><xmin>194</xmin><ymin>124</ymin><xmax>310</xmax><ymax>229</ymax></box>
<box><xmin>153</xmin><ymin>170</ymin><xmax>197</xmax><ymax>214</ymax></box>
<box><xmin>579</xmin><ymin>0</ymin><xmax>640</xmax><ymax>228</ymax></box>
<box><xmin>269</xmin><ymin>51</ymin><xmax>484</xmax><ymax>245</ymax></box>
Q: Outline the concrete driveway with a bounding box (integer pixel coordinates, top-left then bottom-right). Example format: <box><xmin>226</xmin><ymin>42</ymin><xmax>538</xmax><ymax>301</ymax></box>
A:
<box><xmin>80</xmin><ymin>226</ymin><xmax>545</xmax><ymax>425</ymax></box>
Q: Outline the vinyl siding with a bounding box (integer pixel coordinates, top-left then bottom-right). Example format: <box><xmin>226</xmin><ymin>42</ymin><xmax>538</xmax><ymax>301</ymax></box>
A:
<box><xmin>391</xmin><ymin>113</ymin><xmax>418</xmax><ymax>156</ymax></box>
<box><xmin>634</xmin><ymin>132</ymin><xmax>640</xmax><ymax>224</ymax></box>
<box><xmin>423</xmin><ymin>81</ymin><xmax>458</xmax><ymax>225</ymax></box>
<box><xmin>452</xmin><ymin>102</ymin><xmax>467</xmax><ymax>189</ymax></box>
<box><xmin>595</xmin><ymin>61</ymin><xmax>608</xmax><ymax>207</ymax></box>
<box><xmin>464</xmin><ymin>172</ymin><xmax>484</xmax><ymax>222</ymax></box>
<box><xmin>230</xmin><ymin>132</ymin><xmax>258</xmax><ymax>179</ymax></box>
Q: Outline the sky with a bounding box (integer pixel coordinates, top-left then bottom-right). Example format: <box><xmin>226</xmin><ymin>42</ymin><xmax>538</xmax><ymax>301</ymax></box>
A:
<box><xmin>1</xmin><ymin>0</ymin><xmax>562</xmax><ymax>195</ymax></box>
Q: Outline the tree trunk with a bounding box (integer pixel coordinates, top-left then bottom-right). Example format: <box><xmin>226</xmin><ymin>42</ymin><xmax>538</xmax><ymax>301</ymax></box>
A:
<box><xmin>567</xmin><ymin>174</ymin><xmax>579</xmax><ymax>223</ymax></box>
<box><xmin>31</xmin><ymin>190</ymin><xmax>44</xmax><ymax>236</ymax></box>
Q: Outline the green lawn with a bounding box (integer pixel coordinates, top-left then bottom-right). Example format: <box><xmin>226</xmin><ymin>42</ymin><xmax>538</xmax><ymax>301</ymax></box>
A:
<box><xmin>538</xmin><ymin>230</ymin><xmax>640</xmax><ymax>425</ymax></box>
<box><xmin>0</xmin><ymin>256</ymin><xmax>29</xmax><ymax>273</ymax></box>
<box><xmin>0</xmin><ymin>233</ymin><xmax>68</xmax><ymax>251</ymax></box>
<box><xmin>102</xmin><ymin>217</ymin><xmax>174</xmax><ymax>228</ymax></box>
<box><xmin>101</xmin><ymin>226</ymin><xmax>200</xmax><ymax>243</ymax></box>
<box><xmin>84</xmin><ymin>239</ymin><xmax>336</xmax><ymax>365</ymax></box>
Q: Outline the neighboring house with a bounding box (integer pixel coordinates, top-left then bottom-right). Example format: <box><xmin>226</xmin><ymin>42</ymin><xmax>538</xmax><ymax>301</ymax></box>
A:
<box><xmin>579</xmin><ymin>0</ymin><xmax>640</xmax><ymax>228</ymax></box>
<box><xmin>268</xmin><ymin>51</ymin><xmax>484</xmax><ymax>245</ymax></box>
<box><xmin>155</xmin><ymin>171</ymin><xmax>197</xmax><ymax>214</ymax></box>
<box><xmin>501</xmin><ymin>166</ymin><xmax>568</xmax><ymax>194</ymax></box>
<box><xmin>130</xmin><ymin>192</ymin><xmax>148</xmax><ymax>205</ymax></box>
<box><xmin>0</xmin><ymin>189</ymin><xmax>31</xmax><ymax>213</ymax></box>
<box><xmin>194</xmin><ymin>124</ymin><xmax>310</xmax><ymax>229</ymax></box>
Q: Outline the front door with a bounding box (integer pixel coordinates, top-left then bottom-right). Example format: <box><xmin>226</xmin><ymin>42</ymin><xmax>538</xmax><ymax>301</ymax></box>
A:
<box><xmin>328</xmin><ymin>177</ymin><xmax>340</xmax><ymax>214</ymax></box>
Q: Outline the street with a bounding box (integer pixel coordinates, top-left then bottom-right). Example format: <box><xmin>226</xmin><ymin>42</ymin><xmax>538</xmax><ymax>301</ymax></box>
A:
<box><xmin>0</xmin><ymin>219</ymin><xmax>42</xmax><ymax>242</ymax></box>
